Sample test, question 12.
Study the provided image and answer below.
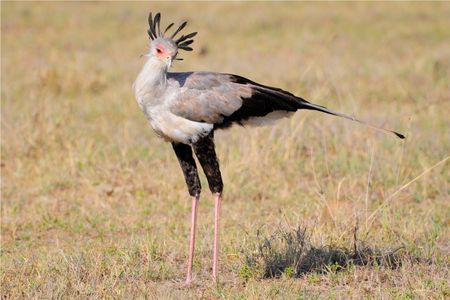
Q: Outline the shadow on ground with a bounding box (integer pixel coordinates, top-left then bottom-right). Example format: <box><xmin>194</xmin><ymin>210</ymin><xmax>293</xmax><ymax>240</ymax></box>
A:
<box><xmin>242</xmin><ymin>225</ymin><xmax>423</xmax><ymax>279</ymax></box>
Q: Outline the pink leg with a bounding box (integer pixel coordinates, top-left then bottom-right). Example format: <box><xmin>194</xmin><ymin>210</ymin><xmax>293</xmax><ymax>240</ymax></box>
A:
<box><xmin>212</xmin><ymin>192</ymin><xmax>222</xmax><ymax>282</ymax></box>
<box><xmin>186</xmin><ymin>195</ymin><xmax>199</xmax><ymax>284</ymax></box>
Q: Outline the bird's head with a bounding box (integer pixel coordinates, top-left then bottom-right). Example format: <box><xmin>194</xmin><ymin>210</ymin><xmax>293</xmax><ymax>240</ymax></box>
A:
<box><xmin>145</xmin><ymin>12</ymin><xmax>197</xmax><ymax>70</ymax></box>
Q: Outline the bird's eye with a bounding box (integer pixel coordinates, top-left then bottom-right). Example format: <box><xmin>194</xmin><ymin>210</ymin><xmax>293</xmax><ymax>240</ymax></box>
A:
<box><xmin>156</xmin><ymin>48</ymin><xmax>163</xmax><ymax>54</ymax></box>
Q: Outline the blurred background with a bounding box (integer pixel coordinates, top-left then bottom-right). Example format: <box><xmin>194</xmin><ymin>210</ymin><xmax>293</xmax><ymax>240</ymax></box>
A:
<box><xmin>2</xmin><ymin>2</ymin><xmax>449</xmax><ymax>298</ymax></box>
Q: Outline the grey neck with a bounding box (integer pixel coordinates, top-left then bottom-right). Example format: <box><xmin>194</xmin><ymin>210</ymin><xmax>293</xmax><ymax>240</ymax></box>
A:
<box><xmin>134</xmin><ymin>57</ymin><xmax>168</xmax><ymax>100</ymax></box>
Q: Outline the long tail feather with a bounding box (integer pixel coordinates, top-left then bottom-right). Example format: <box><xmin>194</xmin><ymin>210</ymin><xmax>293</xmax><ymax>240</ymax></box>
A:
<box><xmin>298</xmin><ymin>99</ymin><xmax>405</xmax><ymax>139</ymax></box>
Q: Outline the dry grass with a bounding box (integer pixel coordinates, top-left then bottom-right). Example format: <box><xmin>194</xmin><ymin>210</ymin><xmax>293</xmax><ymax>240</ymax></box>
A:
<box><xmin>1</xmin><ymin>2</ymin><xmax>449</xmax><ymax>299</ymax></box>
<box><xmin>242</xmin><ymin>225</ymin><xmax>411</xmax><ymax>280</ymax></box>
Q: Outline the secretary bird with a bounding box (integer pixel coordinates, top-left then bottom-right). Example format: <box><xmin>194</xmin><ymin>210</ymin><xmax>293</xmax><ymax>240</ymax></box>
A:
<box><xmin>133</xmin><ymin>12</ymin><xmax>405</xmax><ymax>284</ymax></box>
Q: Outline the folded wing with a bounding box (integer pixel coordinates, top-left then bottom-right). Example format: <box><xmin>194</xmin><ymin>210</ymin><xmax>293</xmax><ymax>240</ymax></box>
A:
<box><xmin>167</xmin><ymin>72</ymin><xmax>405</xmax><ymax>139</ymax></box>
<box><xmin>167</xmin><ymin>72</ymin><xmax>304</xmax><ymax>128</ymax></box>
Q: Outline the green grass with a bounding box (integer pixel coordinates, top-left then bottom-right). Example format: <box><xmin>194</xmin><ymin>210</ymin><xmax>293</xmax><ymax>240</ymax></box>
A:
<box><xmin>2</xmin><ymin>2</ymin><xmax>449</xmax><ymax>299</ymax></box>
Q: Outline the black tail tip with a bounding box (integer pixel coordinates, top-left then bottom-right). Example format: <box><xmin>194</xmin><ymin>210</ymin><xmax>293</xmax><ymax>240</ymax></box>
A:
<box><xmin>394</xmin><ymin>131</ymin><xmax>406</xmax><ymax>139</ymax></box>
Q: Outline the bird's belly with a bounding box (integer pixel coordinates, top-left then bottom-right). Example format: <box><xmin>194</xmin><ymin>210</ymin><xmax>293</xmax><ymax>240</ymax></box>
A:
<box><xmin>148</xmin><ymin>108</ymin><xmax>213</xmax><ymax>144</ymax></box>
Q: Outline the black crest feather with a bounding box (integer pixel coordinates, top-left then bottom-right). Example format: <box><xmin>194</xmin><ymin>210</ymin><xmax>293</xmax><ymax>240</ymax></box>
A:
<box><xmin>164</xmin><ymin>22</ymin><xmax>174</xmax><ymax>35</ymax></box>
<box><xmin>147</xmin><ymin>12</ymin><xmax>197</xmax><ymax>53</ymax></box>
<box><xmin>154</xmin><ymin>13</ymin><xmax>161</xmax><ymax>36</ymax></box>
<box><xmin>170</xmin><ymin>21</ymin><xmax>187</xmax><ymax>39</ymax></box>
<box><xmin>175</xmin><ymin>32</ymin><xmax>198</xmax><ymax>44</ymax></box>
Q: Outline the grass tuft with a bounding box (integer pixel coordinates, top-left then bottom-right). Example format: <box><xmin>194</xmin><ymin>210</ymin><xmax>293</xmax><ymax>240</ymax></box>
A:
<box><xmin>243</xmin><ymin>225</ymin><xmax>417</xmax><ymax>279</ymax></box>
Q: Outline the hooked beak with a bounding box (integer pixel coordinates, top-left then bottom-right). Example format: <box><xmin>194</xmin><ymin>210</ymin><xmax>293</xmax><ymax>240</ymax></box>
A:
<box><xmin>164</xmin><ymin>56</ymin><xmax>172</xmax><ymax>69</ymax></box>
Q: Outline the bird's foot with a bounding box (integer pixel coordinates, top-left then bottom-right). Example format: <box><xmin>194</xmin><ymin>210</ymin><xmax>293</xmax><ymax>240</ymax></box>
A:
<box><xmin>184</xmin><ymin>277</ymin><xmax>193</xmax><ymax>286</ymax></box>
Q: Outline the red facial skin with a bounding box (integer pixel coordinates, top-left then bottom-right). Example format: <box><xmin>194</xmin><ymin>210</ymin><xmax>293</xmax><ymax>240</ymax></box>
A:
<box><xmin>155</xmin><ymin>44</ymin><xmax>169</xmax><ymax>59</ymax></box>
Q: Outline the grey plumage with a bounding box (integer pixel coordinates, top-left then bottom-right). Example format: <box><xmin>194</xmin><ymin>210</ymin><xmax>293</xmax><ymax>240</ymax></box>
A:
<box><xmin>165</xmin><ymin>72</ymin><xmax>405</xmax><ymax>137</ymax></box>
<box><xmin>137</xmin><ymin>12</ymin><xmax>406</xmax><ymax>142</ymax></box>
<box><xmin>133</xmin><ymin>11</ymin><xmax>405</xmax><ymax>284</ymax></box>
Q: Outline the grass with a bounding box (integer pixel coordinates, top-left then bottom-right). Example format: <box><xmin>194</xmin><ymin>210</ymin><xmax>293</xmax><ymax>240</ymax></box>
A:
<box><xmin>1</xmin><ymin>2</ymin><xmax>449</xmax><ymax>299</ymax></box>
<box><xmin>243</xmin><ymin>225</ymin><xmax>414</xmax><ymax>280</ymax></box>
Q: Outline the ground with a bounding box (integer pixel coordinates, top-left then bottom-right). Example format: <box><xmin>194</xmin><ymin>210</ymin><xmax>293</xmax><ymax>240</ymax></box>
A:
<box><xmin>1</xmin><ymin>2</ymin><xmax>449</xmax><ymax>299</ymax></box>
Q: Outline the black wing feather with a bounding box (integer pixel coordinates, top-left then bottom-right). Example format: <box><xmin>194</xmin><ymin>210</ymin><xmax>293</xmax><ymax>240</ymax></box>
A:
<box><xmin>223</xmin><ymin>75</ymin><xmax>405</xmax><ymax>139</ymax></box>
